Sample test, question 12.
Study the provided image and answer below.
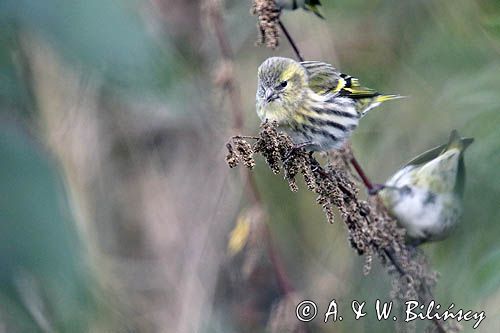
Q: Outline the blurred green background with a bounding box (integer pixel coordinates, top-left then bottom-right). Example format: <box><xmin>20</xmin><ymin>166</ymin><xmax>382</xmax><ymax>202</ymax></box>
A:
<box><xmin>0</xmin><ymin>0</ymin><xmax>499</xmax><ymax>332</ymax></box>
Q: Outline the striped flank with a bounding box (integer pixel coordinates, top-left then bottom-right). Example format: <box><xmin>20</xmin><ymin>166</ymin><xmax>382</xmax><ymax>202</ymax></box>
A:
<box><xmin>285</xmin><ymin>97</ymin><xmax>361</xmax><ymax>150</ymax></box>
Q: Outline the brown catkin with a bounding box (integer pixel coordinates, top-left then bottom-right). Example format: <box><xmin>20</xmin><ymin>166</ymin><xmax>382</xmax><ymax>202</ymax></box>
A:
<box><xmin>226</xmin><ymin>138</ymin><xmax>255</xmax><ymax>169</ymax></box>
<box><xmin>251</xmin><ymin>0</ymin><xmax>280</xmax><ymax>49</ymax></box>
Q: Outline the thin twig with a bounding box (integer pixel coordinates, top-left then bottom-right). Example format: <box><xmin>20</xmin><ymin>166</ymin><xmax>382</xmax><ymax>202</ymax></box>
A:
<box><xmin>382</xmin><ymin>247</ymin><xmax>406</xmax><ymax>277</ymax></box>
<box><xmin>350</xmin><ymin>156</ymin><xmax>374</xmax><ymax>192</ymax></box>
<box><xmin>234</xmin><ymin>135</ymin><xmax>260</xmax><ymax>140</ymax></box>
<box><xmin>278</xmin><ymin>20</ymin><xmax>304</xmax><ymax>62</ymax></box>
<box><xmin>208</xmin><ymin>0</ymin><xmax>243</xmax><ymax>131</ymax></box>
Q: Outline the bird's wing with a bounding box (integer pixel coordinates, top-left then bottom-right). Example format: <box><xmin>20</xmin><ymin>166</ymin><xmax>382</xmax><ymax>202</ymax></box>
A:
<box><xmin>300</xmin><ymin>61</ymin><xmax>344</xmax><ymax>95</ymax></box>
<box><xmin>404</xmin><ymin>144</ymin><xmax>448</xmax><ymax>168</ymax></box>
<box><xmin>304</xmin><ymin>0</ymin><xmax>324</xmax><ymax>18</ymax></box>
<box><xmin>301</xmin><ymin>61</ymin><xmax>381</xmax><ymax>98</ymax></box>
<box><xmin>404</xmin><ymin>137</ymin><xmax>474</xmax><ymax>168</ymax></box>
<box><xmin>336</xmin><ymin>75</ymin><xmax>380</xmax><ymax>99</ymax></box>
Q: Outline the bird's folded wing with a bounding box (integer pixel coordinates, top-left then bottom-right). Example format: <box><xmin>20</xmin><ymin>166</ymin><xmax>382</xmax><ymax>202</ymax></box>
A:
<box><xmin>300</xmin><ymin>61</ymin><xmax>344</xmax><ymax>95</ymax></box>
<box><xmin>301</xmin><ymin>60</ymin><xmax>380</xmax><ymax>99</ymax></box>
<box><xmin>404</xmin><ymin>137</ymin><xmax>473</xmax><ymax>167</ymax></box>
<box><xmin>405</xmin><ymin>144</ymin><xmax>448</xmax><ymax>167</ymax></box>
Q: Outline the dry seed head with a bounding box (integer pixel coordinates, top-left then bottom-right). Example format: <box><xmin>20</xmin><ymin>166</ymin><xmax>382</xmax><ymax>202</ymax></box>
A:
<box><xmin>225</xmin><ymin>138</ymin><xmax>255</xmax><ymax>169</ymax></box>
<box><xmin>251</xmin><ymin>0</ymin><xmax>281</xmax><ymax>49</ymax></box>
<box><xmin>225</xmin><ymin>121</ymin><xmax>441</xmax><ymax>330</ymax></box>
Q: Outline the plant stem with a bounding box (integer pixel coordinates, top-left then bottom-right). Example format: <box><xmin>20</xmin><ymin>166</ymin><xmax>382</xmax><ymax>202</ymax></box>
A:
<box><xmin>278</xmin><ymin>20</ymin><xmax>304</xmax><ymax>62</ymax></box>
<box><xmin>350</xmin><ymin>156</ymin><xmax>374</xmax><ymax>192</ymax></box>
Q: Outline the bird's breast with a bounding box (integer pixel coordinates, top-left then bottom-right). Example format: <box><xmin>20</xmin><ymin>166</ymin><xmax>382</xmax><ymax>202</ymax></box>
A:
<box><xmin>390</xmin><ymin>188</ymin><xmax>461</xmax><ymax>241</ymax></box>
<box><xmin>257</xmin><ymin>100</ymin><xmax>293</xmax><ymax>124</ymax></box>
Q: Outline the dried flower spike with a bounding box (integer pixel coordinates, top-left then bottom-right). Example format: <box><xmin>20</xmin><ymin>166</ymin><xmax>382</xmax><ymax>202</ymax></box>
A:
<box><xmin>225</xmin><ymin>121</ymin><xmax>443</xmax><ymax>332</ymax></box>
<box><xmin>251</xmin><ymin>0</ymin><xmax>281</xmax><ymax>49</ymax></box>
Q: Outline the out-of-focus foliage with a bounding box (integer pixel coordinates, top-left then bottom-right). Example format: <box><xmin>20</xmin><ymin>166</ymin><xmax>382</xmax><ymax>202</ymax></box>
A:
<box><xmin>0</xmin><ymin>122</ymin><xmax>97</xmax><ymax>332</ymax></box>
<box><xmin>1</xmin><ymin>0</ymin><xmax>229</xmax><ymax>332</ymax></box>
<box><xmin>0</xmin><ymin>0</ymin><xmax>173</xmax><ymax>90</ymax></box>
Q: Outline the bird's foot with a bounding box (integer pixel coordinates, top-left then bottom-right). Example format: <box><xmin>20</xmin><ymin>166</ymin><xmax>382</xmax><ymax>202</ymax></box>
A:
<box><xmin>368</xmin><ymin>183</ymin><xmax>386</xmax><ymax>196</ymax></box>
<box><xmin>309</xmin><ymin>158</ymin><xmax>332</xmax><ymax>179</ymax></box>
<box><xmin>283</xmin><ymin>141</ymin><xmax>312</xmax><ymax>163</ymax></box>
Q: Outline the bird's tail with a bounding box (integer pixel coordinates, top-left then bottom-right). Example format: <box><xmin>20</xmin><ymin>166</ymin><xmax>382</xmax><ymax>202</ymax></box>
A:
<box><xmin>374</xmin><ymin>94</ymin><xmax>406</xmax><ymax>104</ymax></box>
<box><xmin>360</xmin><ymin>94</ymin><xmax>405</xmax><ymax>116</ymax></box>
<box><xmin>305</xmin><ymin>0</ymin><xmax>324</xmax><ymax>19</ymax></box>
<box><xmin>445</xmin><ymin>130</ymin><xmax>474</xmax><ymax>153</ymax></box>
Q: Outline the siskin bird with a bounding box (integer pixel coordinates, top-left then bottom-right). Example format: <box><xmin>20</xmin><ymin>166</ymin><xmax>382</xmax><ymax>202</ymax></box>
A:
<box><xmin>256</xmin><ymin>56</ymin><xmax>401</xmax><ymax>151</ymax></box>
<box><xmin>378</xmin><ymin>130</ymin><xmax>474</xmax><ymax>245</ymax></box>
<box><xmin>275</xmin><ymin>0</ymin><xmax>325</xmax><ymax>18</ymax></box>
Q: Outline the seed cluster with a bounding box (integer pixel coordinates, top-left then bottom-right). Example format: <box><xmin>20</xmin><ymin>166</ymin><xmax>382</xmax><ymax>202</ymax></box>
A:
<box><xmin>226</xmin><ymin>138</ymin><xmax>255</xmax><ymax>169</ymax></box>
<box><xmin>226</xmin><ymin>121</ymin><xmax>447</xmax><ymax>332</ymax></box>
<box><xmin>251</xmin><ymin>0</ymin><xmax>280</xmax><ymax>49</ymax></box>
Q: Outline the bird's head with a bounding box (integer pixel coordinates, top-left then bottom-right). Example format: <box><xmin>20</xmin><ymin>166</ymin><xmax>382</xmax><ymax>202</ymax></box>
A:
<box><xmin>256</xmin><ymin>57</ymin><xmax>308</xmax><ymax>121</ymax></box>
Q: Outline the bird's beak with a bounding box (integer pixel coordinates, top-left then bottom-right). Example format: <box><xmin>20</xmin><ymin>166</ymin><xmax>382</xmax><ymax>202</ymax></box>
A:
<box><xmin>265</xmin><ymin>88</ymin><xmax>276</xmax><ymax>103</ymax></box>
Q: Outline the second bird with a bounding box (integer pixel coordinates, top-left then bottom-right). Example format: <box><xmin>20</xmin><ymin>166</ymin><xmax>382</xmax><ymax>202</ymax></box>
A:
<box><xmin>378</xmin><ymin>130</ymin><xmax>473</xmax><ymax>245</ymax></box>
<box><xmin>256</xmin><ymin>57</ymin><xmax>401</xmax><ymax>151</ymax></box>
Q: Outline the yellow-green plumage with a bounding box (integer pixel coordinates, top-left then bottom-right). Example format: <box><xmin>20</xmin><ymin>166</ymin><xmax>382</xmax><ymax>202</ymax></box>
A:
<box><xmin>276</xmin><ymin>0</ymin><xmax>325</xmax><ymax>18</ymax></box>
<box><xmin>256</xmin><ymin>57</ymin><xmax>401</xmax><ymax>151</ymax></box>
<box><xmin>379</xmin><ymin>130</ymin><xmax>473</xmax><ymax>244</ymax></box>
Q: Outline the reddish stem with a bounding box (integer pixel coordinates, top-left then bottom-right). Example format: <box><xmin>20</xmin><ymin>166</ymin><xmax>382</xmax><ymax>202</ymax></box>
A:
<box><xmin>350</xmin><ymin>155</ymin><xmax>374</xmax><ymax>191</ymax></box>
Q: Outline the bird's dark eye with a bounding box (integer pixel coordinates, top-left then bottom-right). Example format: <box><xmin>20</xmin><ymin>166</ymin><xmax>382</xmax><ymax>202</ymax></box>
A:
<box><xmin>400</xmin><ymin>186</ymin><xmax>413</xmax><ymax>195</ymax></box>
<box><xmin>277</xmin><ymin>81</ymin><xmax>288</xmax><ymax>89</ymax></box>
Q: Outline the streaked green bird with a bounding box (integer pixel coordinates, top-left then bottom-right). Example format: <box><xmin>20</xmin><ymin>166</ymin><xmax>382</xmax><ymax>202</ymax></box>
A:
<box><xmin>275</xmin><ymin>0</ymin><xmax>324</xmax><ymax>18</ymax></box>
<box><xmin>378</xmin><ymin>130</ymin><xmax>474</xmax><ymax>245</ymax></box>
<box><xmin>256</xmin><ymin>57</ymin><xmax>401</xmax><ymax>151</ymax></box>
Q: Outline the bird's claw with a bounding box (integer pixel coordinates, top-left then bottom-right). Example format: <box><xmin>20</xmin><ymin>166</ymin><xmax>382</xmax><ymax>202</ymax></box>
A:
<box><xmin>283</xmin><ymin>142</ymin><xmax>311</xmax><ymax>163</ymax></box>
<box><xmin>368</xmin><ymin>183</ymin><xmax>386</xmax><ymax>196</ymax></box>
<box><xmin>283</xmin><ymin>148</ymin><xmax>296</xmax><ymax>162</ymax></box>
